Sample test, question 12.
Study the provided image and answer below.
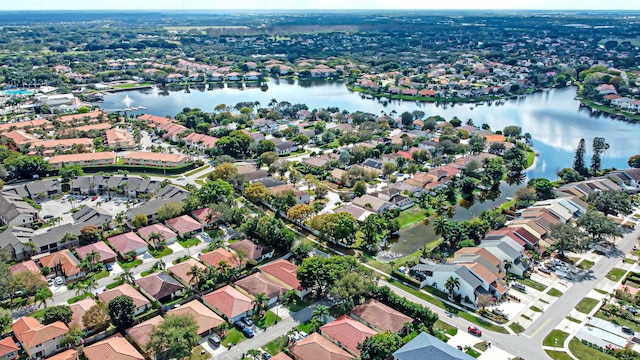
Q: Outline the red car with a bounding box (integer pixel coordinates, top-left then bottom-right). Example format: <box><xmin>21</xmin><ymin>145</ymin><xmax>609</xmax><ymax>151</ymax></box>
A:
<box><xmin>91</xmin><ymin>196</ymin><xmax>98</xmax><ymax>201</ymax></box>
<box><xmin>468</xmin><ymin>326</ymin><xmax>482</xmax><ymax>336</ymax></box>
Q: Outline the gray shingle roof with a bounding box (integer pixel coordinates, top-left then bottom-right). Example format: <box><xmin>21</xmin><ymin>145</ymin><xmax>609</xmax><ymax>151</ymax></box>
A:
<box><xmin>393</xmin><ymin>332</ymin><xmax>475</xmax><ymax>360</ymax></box>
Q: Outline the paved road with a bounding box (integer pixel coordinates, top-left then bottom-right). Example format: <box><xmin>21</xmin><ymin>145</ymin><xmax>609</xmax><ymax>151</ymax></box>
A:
<box><xmin>214</xmin><ymin>299</ymin><xmax>331</xmax><ymax>360</ymax></box>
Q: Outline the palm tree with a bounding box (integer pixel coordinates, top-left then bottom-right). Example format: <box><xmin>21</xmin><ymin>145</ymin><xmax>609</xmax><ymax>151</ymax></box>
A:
<box><xmin>246</xmin><ymin>349</ymin><xmax>262</xmax><ymax>360</ymax></box>
<box><xmin>445</xmin><ymin>276</ymin><xmax>461</xmax><ymax>301</ymax></box>
<box><xmin>187</xmin><ymin>265</ymin><xmax>202</xmax><ymax>289</ymax></box>
<box><xmin>217</xmin><ymin>260</ymin><xmax>232</xmax><ymax>281</ymax></box>
<box><xmin>503</xmin><ymin>260</ymin><xmax>512</xmax><ymax>274</ymax></box>
<box><xmin>268</xmin><ymin>98</ymin><xmax>278</xmax><ymax>108</ymax></box>
<box><xmin>281</xmin><ymin>289</ymin><xmax>297</xmax><ymax>309</ymax></box>
<box><xmin>35</xmin><ymin>288</ymin><xmax>52</xmax><ymax>308</ymax></box>
<box><xmin>117</xmin><ymin>268</ymin><xmax>135</xmax><ymax>285</ymax></box>
<box><xmin>433</xmin><ymin>216</ymin><xmax>449</xmax><ymax>237</ymax></box>
<box><xmin>312</xmin><ymin>304</ymin><xmax>330</xmax><ymax>324</ymax></box>
<box><xmin>253</xmin><ymin>292</ymin><xmax>269</xmax><ymax>318</ymax></box>
<box><xmin>154</xmin><ymin>260</ymin><xmax>166</xmax><ymax>272</ymax></box>
<box><xmin>74</xmin><ymin>282</ymin><xmax>87</xmax><ymax>297</ymax></box>
<box><xmin>83</xmin><ymin>278</ymin><xmax>98</xmax><ymax>296</ymax></box>
<box><xmin>148</xmin><ymin>232</ymin><xmax>165</xmax><ymax>249</ymax></box>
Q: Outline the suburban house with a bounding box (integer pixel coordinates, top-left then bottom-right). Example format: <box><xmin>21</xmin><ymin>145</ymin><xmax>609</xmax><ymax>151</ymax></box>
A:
<box><xmin>47</xmin><ymin>152</ymin><xmax>116</xmax><ymax>170</ymax></box>
<box><xmin>191</xmin><ymin>207</ymin><xmax>218</xmax><ymax>228</ymax></box>
<box><xmin>261</xmin><ymin>259</ymin><xmax>310</xmax><ymax>298</ymax></box>
<box><xmin>269</xmin><ymin>184</ymin><xmax>310</xmax><ymax>205</ymax></box>
<box><xmin>167</xmin><ymin>299</ymin><xmax>225</xmax><ymax>336</ymax></box>
<box><xmin>202</xmin><ymin>285</ymin><xmax>254</xmax><ymax>323</ymax></box>
<box><xmin>393</xmin><ymin>332</ymin><xmax>475</xmax><ymax>360</ymax></box>
<box><xmin>350</xmin><ymin>299</ymin><xmax>414</xmax><ymax>333</ymax></box>
<box><xmin>289</xmin><ymin>332</ymin><xmax>354</xmax><ymax>360</ymax></box>
<box><xmin>334</xmin><ymin>204</ymin><xmax>374</xmax><ymax>222</ymax></box>
<box><xmin>274</xmin><ymin>141</ymin><xmax>298</xmax><ymax>155</ymax></box>
<box><xmin>479</xmin><ymin>236</ymin><xmax>528</xmax><ymax>276</ymax></box>
<box><xmin>228</xmin><ymin>239</ymin><xmax>274</xmax><ymax>263</ymax></box>
<box><xmin>351</xmin><ymin>194</ymin><xmax>391</xmax><ymax>213</ymax></box>
<box><xmin>69</xmin><ymin>297</ymin><xmax>97</xmax><ymax>330</ymax></box>
<box><xmin>320</xmin><ymin>315</ymin><xmax>377</xmax><ymax>356</ymax></box>
<box><xmin>183</xmin><ymin>133</ymin><xmax>219</xmax><ymax>151</ymax></box>
<box><xmin>137</xmin><ymin>223</ymin><xmax>178</xmax><ymax>246</ymax></box>
<box><xmin>235</xmin><ymin>165</ymin><xmax>269</xmax><ymax>184</ymax></box>
<box><xmin>107</xmin><ymin>232</ymin><xmax>148</xmax><ymax>257</ymax></box>
<box><xmin>168</xmin><ymin>258</ymin><xmax>206</xmax><ymax>287</ymax></box>
<box><xmin>126</xmin><ymin>315</ymin><xmax>163</xmax><ymax>355</ymax></box>
<box><xmin>0</xmin><ymin>193</ymin><xmax>38</xmax><ymax>227</ymax></box>
<box><xmin>9</xmin><ymin>260</ymin><xmax>46</xmax><ymax>282</ymax></box>
<box><xmin>271</xmin><ymin>353</ymin><xmax>293</xmax><ymax>360</ymax></box>
<box><xmin>74</xmin><ymin>241</ymin><xmax>117</xmax><ymax>265</ymax></box>
<box><xmin>234</xmin><ymin>272</ymin><xmax>292</xmax><ymax>306</ymax></box>
<box><xmin>12</xmin><ymin>317</ymin><xmax>69</xmax><ymax>359</ymax></box>
<box><xmin>45</xmin><ymin>349</ymin><xmax>78</xmax><ymax>360</ymax></box>
<box><xmin>82</xmin><ymin>334</ymin><xmax>144</xmax><ymax>360</ymax></box>
<box><xmin>165</xmin><ymin>215</ymin><xmax>203</xmax><ymax>237</ymax></box>
<box><xmin>37</xmin><ymin>249</ymin><xmax>85</xmax><ymax>282</ymax></box>
<box><xmin>199</xmin><ymin>248</ymin><xmax>244</xmax><ymax>269</ymax></box>
<box><xmin>122</xmin><ymin>152</ymin><xmax>190</xmax><ymax>168</ymax></box>
<box><xmin>98</xmin><ymin>283</ymin><xmax>150</xmax><ymax>316</ymax></box>
<box><xmin>0</xmin><ymin>337</ymin><xmax>18</xmax><ymax>360</ymax></box>
<box><xmin>31</xmin><ymin>223</ymin><xmax>82</xmax><ymax>256</ymax></box>
<box><xmin>104</xmin><ymin>128</ymin><xmax>136</xmax><ymax>150</ymax></box>
<box><xmin>135</xmin><ymin>272</ymin><xmax>185</xmax><ymax>303</ymax></box>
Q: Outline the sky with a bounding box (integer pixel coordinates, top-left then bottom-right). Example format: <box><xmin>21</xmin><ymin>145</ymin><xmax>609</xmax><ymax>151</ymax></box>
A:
<box><xmin>2</xmin><ymin>0</ymin><xmax>638</xmax><ymax>11</ymax></box>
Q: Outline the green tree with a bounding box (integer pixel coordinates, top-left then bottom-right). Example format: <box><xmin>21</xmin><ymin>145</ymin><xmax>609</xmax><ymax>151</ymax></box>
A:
<box><xmin>358</xmin><ymin>332</ymin><xmax>404</xmax><ymax>360</ymax></box>
<box><xmin>573</xmin><ymin>138</ymin><xmax>587</xmax><ymax>175</ymax></box>
<box><xmin>253</xmin><ymin>292</ymin><xmax>269</xmax><ymax>317</ymax></box>
<box><xmin>586</xmin><ymin>190</ymin><xmax>634</xmax><ymax>217</ymax></box>
<box><xmin>35</xmin><ymin>288</ymin><xmax>52</xmax><ymax>308</ymax></box>
<box><xmin>557</xmin><ymin>168</ymin><xmax>584</xmax><ymax>183</ymax></box>
<box><xmin>287</xmin><ymin>204</ymin><xmax>314</xmax><ymax>224</ymax></box>
<box><xmin>82</xmin><ymin>302</ymin><xmax>109</xmax><ymax>331</ymax></box>
<box><xmin>108</xmin><ymin>295</ymin><xmax>136</xmax><ymax>331</ymax></box>
<box><xmin>433</xmin><ymin>216</ymin><xmax>449</xmax><ymax>237</ymax></box>
<box><xmin>0</xmin><ymin>308</ymin><xmax>11</xmax><ymax>334</ymax></box>
<box><xmin>272</xmin><ymin>190</ymin><xmax>297</xmax><ymax>215</ymax></box>
<box><xmin>4</xmin><ymin>155</ymin><xmax>49</xmax><ymax>179</ymax></box>
<box><xmin>628</xmin><ymin>154</ymin><xmax>640</xmax><ymax>168</ymax></box>
<box><xmin>444</xmin><ymin>276</ymin><xmax>460</xmax><ymax>300</ymax></box>
<box><xmin>117</xmin><ymin>268</ymin><xmax>135</xmax><ymax>285</ymax></box>
<box><xmin>328</xmin><ymin>272</ymin><xmax>374</xmax><ymax>303</ymax></box>
<box><xmin>308</xmin><ymin>212</ymin><xmax>358</xmax><ymax>245</ymax></box>
<box><xmin>259</xmin><ymin>151</ymin><xmax>279</xmax><ymax>167</ymax></box>
<box><xmin>527</xmin><ymin>178</ymin><xmax>555</xmax><ymax>200</ymax></box>
<box><xmin>311</xmin><ymin>304</ymin><xmax>330</xmax><ymax>324</ymax></box>
<box><xmin>353</xmin><ymin>180</ymin><xmax>367</xmax><ymax>197</ymax></box>
<box><xmin>148</xmin><ymin>314</ymin><xmax>199</xmax><ymax>360</ymax></box>
<box><xmin>244</xmin><ymin>182</ymin><xmax>272</xmax><ymax>203</ymax></box>
<box><xmin>297</xmin><ymin>256</ymin><xmax>369</xmax><ymax>295</ymax></box>
<box><xmin>59</xmin><ymin>164</ymin><xmax>84</xmax><ymax>183</ymax></box>
<box><xmin>156</xmin><ymin>201</ymin><xmax>184</xmax><ymax>221</ymax></box>
<box><xmin>131</xmin><ymin>213</ymin><xmax>148</xmax><ymax>228</ymax></box>
<box><xmin>591</xmin><ymin>137</ymin><xmax>609</xmax><ymax>174</ymax></box>
<box><xmin>210</xmin><ymin>163</ymin><xmax>237</xmax><ymax>181</ymax></box>
<box><xmin>41</xmin><ymin>305</ymin><xmax>73</xmax><ymax>325</ymax></box>
<box><xmin>550</xmin><ymin>222</ymin><xmax>586</xmax><ymax>258</ymax></box>
<box><xmin>577</xmin><ymin>208</ymin><xmax>622</xmax><ymax>245</ymax></box>
<box><xmin>60</xmin><ymin>323</ymin><xmax>85</xmax><ymax>348</ymax></box>
<box><xmin>503</xmin><ymin>125</ymin><xmax>522</xmax><ymax>138</ymax></box>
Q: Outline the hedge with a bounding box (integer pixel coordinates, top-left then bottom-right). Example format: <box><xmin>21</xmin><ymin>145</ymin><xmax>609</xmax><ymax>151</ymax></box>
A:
<box><xmin>52</xmin><ymin>163</ymin><xmax>196</xmax><ymax>176</ymax></box>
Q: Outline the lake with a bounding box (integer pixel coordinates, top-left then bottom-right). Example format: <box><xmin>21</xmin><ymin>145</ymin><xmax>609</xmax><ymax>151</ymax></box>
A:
<box><xmin>100</xmin><ymin>79</ymin><xmax>640</xmax><ymax>256</ymax></box>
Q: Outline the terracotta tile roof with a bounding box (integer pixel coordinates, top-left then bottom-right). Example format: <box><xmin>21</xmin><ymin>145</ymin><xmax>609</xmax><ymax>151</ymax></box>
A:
<box><xmin>235</xmin><ymin>272</ymin><xmax>291</xmax><ymax>299</ymax></box>
<box><xmin>105</xmin><ymin>128</ymin><xmax>135</xmax><ymax>147</ymax></box>
<box><xmin>0</xmin><ymin>336</ymin><xmax>18</xmax><ymax>357</ymax></box>
<box><xmin>69</xmin><ymin>297</ymin><xmax>97</xmax><ymax>329</ymax></box>
<box><xmin>38</xmin><ymin>249</ymin><xmax>82</xmax><ymax>277</ymax></box>
<box><xmin>107</xmin><ymin>232</ymin><xmax>147</xmax><ymax>255</ymax></box>
<box><xmin>484</xmin><ymin>134</ymin><xmax>506</xmax><ymax>142</ymax></box>
<box><xmin>137</xmin><ymin>114</ymin><xmax>172</xmax><ymax>127</ymax></box>
<box><xmin>0</xmin><ymin>119</ymin><xmax>50</xmax><ymax>133</ymax></box>
<box><xmin>168</xmin><ymin>258</ymin><xmax>206</xmax><ymax>285</ymax></box>
<box><xmin>261</xmin><ymin>259</ymin><xmax>303</xmax><ymax>291</ymax></box>
<box><xmin>122</xmin><ymin>151</ymin><xmax>188</xmax><ymax>163</ymax></box>
<box><xmin>461</xmin><ymin>263</ymin><xmax>498</xmax><ymax>285</ymax></box>
<box><xmin>12</xmin><ymin>317</ymin><xmax>69</xmax><ymax>348</ymax></box>
<box><xmin>351</xmin><ymin>299</ymin><xmax>413</xmax><ymax>333</ymax></box>
<box><xmin>83</xmin><ymin>334</ymin><xmax>144</xmax><ymax>360</ymax></box>
<box><xmin>271</xmin><ymin>353</ymin><xmax>293</xmax><ymax>360</ymax></box>
<box><xmin>228</xmin><ymin>239</ymin><xmax>272</xmax><ymax>261</ymax></box>
<box><xmin>167</xmin><ymin>300</ymin><xmax>225</xmax><ymax>334</ymax></box>
<box><xmin>68</xmin><ymin>122</ymin><xmax>112</xmax><ymax>133</ymax></box>
<box><xmin>135</xmin><ymin>272</ymin><xmax>184</xmax><ymax>300</ymax></box>
<box><xmin>165</xmin><ymin>215</ymin><xmax>202</xmax><ymax>236</ymax></box>
<box><xmin>199</xmin><ymin>248</ymin><xmax>243</xmax><ymax>269</ymax></box>
<box><xmin>75</xmin><ymin>241</ymin><xmax>117</xmax><ymax>263</ymax></box>
<box><xmin>192</xmin><ymin>207</ymin><xmax>218</xmax><ymax>224</ymax></box>
<box><xmin>48</xmin><ymin>152</ymin><xmax>116</xmax><ymax>165</ymax></box>
<box><xmin>289</xmin><ymin>332</ymin><xmax>354</xmax><ymax>360</ymax></box>
<box><xmin>9</xmin><ymin>260</ymin><xmax>43</xmax><ymax>277</ymax></box>
<box><xmin>202</xmin><ymin>285</ymin><xmax>253</xmax><ymax>319</ymax></box>
<box><xmin>136</xmin><ymin>223</ymin><xmax>177</xmax><ymax>242</ymax></box>
<box><xmin>46</xmin><ymin>349</ymin><xmax>79</xmax><ymax>360</ymax></box>
<box><xmin>97</xmin><ymin>283</ymin><xmax>150</xmax><ymax>310</ymax></box>
<box><xmin>57</xmin><ymin>111</ymin><xmax>106</xmax><ymax>123</ymax></box>
<box><xmin>126</xmin><ymin>315</ymin><xmax>163</xmax><ymax>350</ymax></box>
<box><xmin>320</xmin><ymin>315</ymin><xmax>377</xmax><ymax>355</ymax></box>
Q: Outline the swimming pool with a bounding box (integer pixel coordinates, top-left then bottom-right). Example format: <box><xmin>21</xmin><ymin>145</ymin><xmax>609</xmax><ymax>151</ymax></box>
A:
<box><xmin>1</xmin><ymin>89</ymin><xmax>34</xmax><ymax>96</ymax></box>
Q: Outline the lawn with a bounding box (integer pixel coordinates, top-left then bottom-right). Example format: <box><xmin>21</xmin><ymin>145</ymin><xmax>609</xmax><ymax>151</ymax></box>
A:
<box><xmin>190</xmin><ymin>345</ymin><xmax>210</xmax><ymax>360</ymax></box>
<box><xmin>28</xmin><ymin>308</ymin><xmax>47</xmax><ymax>319</ymax></box>
<box><xmin>178</xmin><ymin>238</ymin><xmax>201</xmax><ymax>248</ymax></box>
<box><xmin>543</xmin><ymin>330</ymin><xmax>569</xmax><ymax>347</ymax></box>
<box><xmin>606</xmin><ymin>268</ymin><xmax>626</xmax><ymax>282</ymax></box>
<box><xmin>526</xmin><ymin>150</ymin><xmax>535</xmax><ymax>168</ymax></box>
<box><xmin>595</xmin><ymin>310</ymin><xmax>640</xmax><ymax>332</ymax></box>
<box><xmin>547</xmin><ymin>288</ymin><xmax>563</xmax><ymax>297</ymax></box>
<box><xmin>575</xmin><ymin>298</ymin><xmax>599</xmax><ymax>314</ymax></box>
<box><xmin>397</xmin><ymin>207</ymin><xmax>429</xmax><ymax>229</ymax></box>
<box><xmin>625</xmin><ymin>258</ymin><xmax>636</xmax><ymax>264</ymax></box>
<box><xmin>92</xmin><ymin>270</ymin><xmax>110</xmax><ymax>280</ymax></box>
<box><xmin>264</xmin><ymin>336</ymin><xmax>289</xmax><ymax>355</ymax></box>
<box><xmin>183</xmin><ymin>165</ymin><xmax>209</xmax><ymax>177</ymax></box>
<box><xmin>119</xmin><ymin>259</ymin><xmax>142</xmax><ymax>270</ymax></box>
<box><xmin>515</xmin><ymin>278</ymin><xmax>547</xmax><ymax>292</ymax></box>
<box><xmin>255</xmin><ymin>311</ymin><xmax>281</xmax><ymax>329</ymax></box>
<box><xmin>578</xmin><ymin>260</ymin><xmax>595</xmax><ymax>271</ymax></box>
<box><xmin>67</xmin><ymin>293</ymin><xmax>92</xmax><ymax>304</ymax></box>
<box><xmin>285</xmin><ymin>298</ymin><xmax>308</xmax><ymax>312</ymax></box>
<box><xmin>530</xmin><ymin>306</ymin><xmax>543</xmax><ymax>312</ymax></box>
<box><xmin>566</xmin><ymin>316</ymin><xmax>581</xmax><ymax>323</ymax></box>
<box><xmin>544</xmin><ymin>350</ymin><xmax>573</xmax><ymax>360</ymax></box>
<box><xmin>568</xmin><ymin>338</ymin><xmax>617</xmax><ymax>360</ymax></box>
<box><xmin>296</xmin><ymin>322</ymin><xmax>315</xmax><ymax>335</ymax></box>
<box><xmin>221</xmin><ymin>328</ymin><xmax>246</xmax><ymax>347</ymax></box>
<box><xmin>150</xmin><ymin>246</ymin><xmax>173</xmax><ymax>258</ymax></box>
<box><xmin>435</xmin><ymin>319</ymin><xmax>458</xmax><ymax>336</ymax></box>
<box><xmin>465</xmin><ymin>348</ymin><xmax>481</xmax><ymax>358</ymax></box>
<box><xmin>509</xmin><ymin>322</ymin><xmax>525</xmax><ymax>333</ymax></box>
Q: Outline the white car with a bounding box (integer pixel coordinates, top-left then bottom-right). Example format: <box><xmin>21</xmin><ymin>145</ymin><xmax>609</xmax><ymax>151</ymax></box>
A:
<box><xmin>54</xmin><ymin>277</ymin><xmax>64</xmax><ymax>286</ymax></box>
<box><xmin>177</xmin><ymin>175</ymin><xmax>186</xmax><ymax>180</ymax></box>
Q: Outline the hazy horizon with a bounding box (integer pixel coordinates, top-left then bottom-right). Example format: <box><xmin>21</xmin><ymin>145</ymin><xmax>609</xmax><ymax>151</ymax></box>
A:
<box><xmin>2</xmin><ymin>0</ymin><xmax>638</xmax><ymax>11</ymax></box>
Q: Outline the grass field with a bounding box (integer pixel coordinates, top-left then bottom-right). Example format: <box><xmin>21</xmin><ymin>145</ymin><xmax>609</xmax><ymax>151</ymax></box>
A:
<box><xmin>255</xmin><ymin>311</ymin><xmax>281</xmax><ymax>329</ymax></box>
<box><xmin>543</xmin><ymin>330</ymin><xmax>569</xmax><ymax>347</ymax></box>
<box><xmin>575</xmin><ymin>298</ymin><xmax>599</xmax><ymax>314</ymax></box>
<box><xmin>568</xmin><ymin>338</ymin><xmax>617</xmax><ymax>360</ymax></box>
<box><xmin>397</xmin><ymin>207</ymin><xmax>429</xmax><ymax>229</ymax></box>
<box><xmin>119</xmin><ymin>259</ymin><xmax>142</xmax><ymax>270</ymax></box>
<box><xmin>150</xmin><ymin>246</ymin><xmax>173</xmax><ymax>258</ymax></box>
<box><xmin>178</xmin><ymin>238</ymin><xmax>201</xmax><ymax>248</ymax></box>
<box><xmin>435</xmin><ymin>319</ymin><xmax>458</xmax><ymax>336</ymax></box>
<box><xmin>578</xmin><ymin>260</ymin><xmax>595</xmax><ymax>270</ymax></box>
<box><xmin>606</xmin><ymin>268</ymin><xmax>626</xmax><ymax>281</ymax></box>
<box><xmin>544</xmin><ymin>350</ymin><xmax>573</xmax><ymax>360</ymax></box>
<box><xmin>547</xmin><ymin>288</ymin><xmax>563</xmax><ymax>297</ymax></box>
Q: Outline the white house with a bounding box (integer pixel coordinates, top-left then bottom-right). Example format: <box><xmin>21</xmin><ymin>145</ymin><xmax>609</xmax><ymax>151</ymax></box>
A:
<box><xmin>479</xmin><ymin>237</ymin><xmax>528</xmax><ymax>277</ymax></box>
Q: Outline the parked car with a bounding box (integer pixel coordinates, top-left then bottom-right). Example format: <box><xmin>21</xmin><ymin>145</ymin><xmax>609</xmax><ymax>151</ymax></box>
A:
<box><xmin>622</xmin><ymin>326</ymin><xmax>635</xmax><ymax>335</ymax></box>
<box><xmin>468</xmin><ymin>326</ymin><xmax>482</xmax><ymax>336</ymax></box>
<box><xmin>241</xmin><ymin>316</ymin><xmax>254</xmax><ymax>327</ymax></box>
<box><xmin>512</xmin><ymin>283</ymin><xmax>526</xmax><ymax>293</ymax></box>
<box><xmin>538</xmin><ymin>266</ymin><xmax>552</xmax><ymax>274</ymax></box>
<box><xmin>91</xmin><ymin>196</ymin><xmax>98</xmax><ymax>201</ymax></box>
<box><xmin>606</xmin><ymin>344</ymin><xmax>618</xmax><ymax>351</ymax></box>
<box><xmin>208</xmin><ymin>334</ymin><xmax>221</xmax><ymax>347</ymax></box>
<box><xmin>105</xmin><ymin>263</ymin><xmax>113</xmax><ymax>271</ymax></box>
<box><xmin>234</xmin><ymin>321</ymin><xmax>254</xmax><ymax>338</ymax></box>
<box><xmin>54</xmin><ymin>276</ymin><xmax>64</xmax><ymax>286</ymax></box>
<box><xmin>261</xmin><ymin>350</ymin><xmax>272</xmax><ymax>360</ymax></box>
<box><xmin>492</xmin><ymin>308</ymin><xmax>507</xmax><ymax>319</ymax></box>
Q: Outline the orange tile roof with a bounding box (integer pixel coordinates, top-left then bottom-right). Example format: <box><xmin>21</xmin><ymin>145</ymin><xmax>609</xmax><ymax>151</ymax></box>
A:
<box><xmin>46</xmin><ymin>349</ymin><xmax>79</xmax><ymax>360</ymax></box>
<box><xmin>290</xmin><ymin>332</ymin><xmax>354</xmax><ymax>360</ymax></box>
<box><xmin>69</xmin><ymin>297</ymin><xmax>97</xmax><ymax>329</ymax></box>
<box><xmin>0</xmin><ymin>336</ymin><xmax>18</xmax><ymax>357</ymax></box>
<box><xmin>320</xmin><ymin>315</ymin><xmax>377</xmax><ymax>355</ymax></box>
<box><xmin>83</xmin><ymin>334</ymin><xmax>144</xmax><ymax>360</ymax></box>
<box><xmin>261</xmin><ymin>259</ymin><xmax>303</xmax><ymax>291</ymax></box>
<box><xmin>97</xmin><ymin>283</ymin><xmax>150</xmax><ymax>310</ymax></box>
<box><xmin>202</xmin><ymin>285</ymin><xmax>253</xmax><ymax>319</ymax></box>
<box><xmin>167</xmin><ymin>258</ymin><xmax>206</xmax><ymax>285</ymax></box>
<box><xmin>0</xmin><ymin>119</ymin><xmax>51</xmax><ymax>133</ymax></box>
<box><xmin>123</xmin><ymin>151</ymin><xmax>188</xmax><ymax>163</ymax></box>
<box><xmin>38</xmin><ymin>250</ymin><xmax>82</xmax><ymax>277</ymax></box>
<box><xmin>137</xmin><ymin>223</ymin><xmax>177</xmax><ymax>242</ymax></box>
<box><xmin>199</xmin><ymin>248</ymin><xmax>243</xmax><ymax>269</ymax></box>
<box><xmin>167</xmin><ymin>300</ymin><xmax>225</xmax><ymax>335</ymax></box>
<box><xmin>12</xmin><ymin>317</ymin><xmax>69</xmax><ymax>348</ymax></box>
<box><xmin>48</xmin><ymin>152</ymin><xmax>116</xmax><ymax>165</ymax></box>
<box><xmin>56</xmin><ymin>111</ymin><xmax>106</xmax><ymax>123</ymax></box>
<box><xmin>271</xmin><ymin>353</ymin><xmax>293</xmax><ymax>360</ymax></box>
<box><xmin>29</xmin><ymin>138</ymin><xmax>93</xmax><ymax>149</ymax></box>
<box><xmin>484</xmin><ymin>134</ymin><xmax>506</xmax><ymax>142</ymax></box>
<box><xmin>165</xmin><ymin>215</ymin><xmax>202</xmax><ymax>236</ymax></box>
<box><xmin>67</xmin><ymin>122</ymin><xmax>112</xmax><ymax>132</ymax></box>
<box><xmin>350</xmin><ymin>299</ymin><xmax>413</xmax><ymax>333</ymax></box>
<box><xmin>126</xmin><ymin>315</ymin><xmax>163</xmax><ymax>350</ymax></box>
<box><xmin>107</xmin><ymin>232</ymin><xmax>147</xmax><ymax>255</ymax></box>
<box><xmin>235</xmin><ymin>272</ymin><xmax>291</xmax><ymax>299</ymax></box>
